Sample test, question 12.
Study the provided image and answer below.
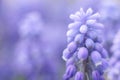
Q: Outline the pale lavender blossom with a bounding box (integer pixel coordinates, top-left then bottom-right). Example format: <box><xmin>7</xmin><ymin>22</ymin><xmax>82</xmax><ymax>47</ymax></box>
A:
<box><xmin>13</xmin><ymin>12</ymin><xmax>56</xmax><ymax>80</ymax></box>
<box><xmin>92</xmin><ymin>70</ymin><xmax>100</xmax><ymax>80</ymax></box>
<box><xmin>62</xmin><ymin>8</ymin><xmax>108</xmax><ymax>80</ymax></box>
<box><xmin>108</xmin><ymin>30</ymin><xmax>120</xmax><ymax>80</ymax></box>
<box><xmin>100</xmin><ymin>1</ymin><xmax>120</xmax><ymax>50</ymax></box>
<box><xmin>74</xmin><ymin>72</ymin><xmax>84</xmax><ymax>80</ymax></box>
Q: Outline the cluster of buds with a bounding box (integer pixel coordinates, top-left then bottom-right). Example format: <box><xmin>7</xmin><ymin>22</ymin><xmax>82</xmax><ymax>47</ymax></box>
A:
<box><xmin>62</xmin><ymin>8</ymin><xmax>109</xmax><ymax>80</ymax></box>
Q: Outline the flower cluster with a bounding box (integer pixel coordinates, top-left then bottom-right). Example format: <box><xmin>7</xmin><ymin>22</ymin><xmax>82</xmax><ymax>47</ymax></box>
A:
<box><xmin>13</xmin><ymin>12</ymin><xmax>56</xmax><ymax>80</ymax></box>
<box><xmin>100</xmin><ymin>1</ymin><xmax>120</xmax><ymax>49</ymax></box>
<box><xmin>62</xmin><ymin>8</ymin><xmax>109</xmax><ymax>80</ymax></box>
<box><xmin>18</xmin><ymin>12</ymin><xmax>43</xmax><ymax>38</ymax></box>
<box><xmin>108</xmin><ymin>30</ymin><xmax>120</xmax><ymax>80</ymax></box>
<box><xmin>101</xmin><ymin>1</ymin><xmax>120</xmax><ymax>21</ymax></box>
<box><xmin>14</xmin><ymin>12</ymin><xmax>43</xmax><ymax>72</ymax></box>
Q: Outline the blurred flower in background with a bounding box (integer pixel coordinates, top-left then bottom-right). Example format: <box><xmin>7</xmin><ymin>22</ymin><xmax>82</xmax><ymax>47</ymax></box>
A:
<box><xmin>107</xmin><ymin>30</ymin><xmax>120</xmax><ymax>80</ymax></box>
<box><xmin>12</xmin><ymin>11</ymin><xmax>66</xmax><ymax>80</ymax></box>
<box><xmin>13</xmin><ymin>12</ymin><xmax>44</xmax><ymax>79</ymax></box>
<box><xmin>0</xmin><ymin>0</ymin><xmax>120</xmax><ymax>80</ymax></box>
<box><xmin>100</xmin><ymin>0</ymin><xmax>120</xmax><ymax>54</ymax></box>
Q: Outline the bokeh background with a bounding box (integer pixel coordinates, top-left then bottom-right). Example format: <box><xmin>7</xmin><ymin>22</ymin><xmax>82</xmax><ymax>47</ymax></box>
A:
<box><xmin>0</xmin><ymin>0</ymin><xmax>120</xmax><ymax>80</ymax></box>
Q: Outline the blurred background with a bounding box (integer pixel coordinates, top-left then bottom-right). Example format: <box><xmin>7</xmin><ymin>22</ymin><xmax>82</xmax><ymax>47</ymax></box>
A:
<box><xmin>0</xmin><ymin>0</ymin><xmax>120</xmax><ymax>80</ymax></box>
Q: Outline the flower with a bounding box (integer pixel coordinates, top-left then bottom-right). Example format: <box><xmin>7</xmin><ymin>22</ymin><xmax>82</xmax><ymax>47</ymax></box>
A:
<box><xmin>63</xmin><ymin>65</ymin><xmax>76</xmax><ymax>80</ymax></box>
<box><xmin>13</xmin><ymin>12</ymin><xmax>56</xmax><ymax>80</ymax></box>
<box><xmin>108</xmin><ymin>30</ymin><xmax>120</xmax><ymax>80</ymax></box>
<box><xmin>92</xmin><ymin>70</ymin><xmax>100</xmax><ymax>80</ymax></box>
<box><xmin>62</xmin><ymin>8</ymin><xmax>108</xmax><ymax>80</ymax></box>
<box><xmin>75</xmin><ymin>72</ymin><xmax>84</xmax><ymax>80</ymax></box>
<box><xmin>77</xmin><ymin>47</ymin><xmax>88</xmax><ymax>60</ymax></box>
<box><xmin>91</xmin><ymin>51</ymin><xmax>102</xmax><ymax>66</ymax></box>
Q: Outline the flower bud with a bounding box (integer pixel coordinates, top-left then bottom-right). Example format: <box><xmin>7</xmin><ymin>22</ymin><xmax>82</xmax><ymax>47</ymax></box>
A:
<box><xmin>66</xmin><ymin>58</ymin><xmax>75</xmax><ymax>66</ymax></box>
<box><xmin>79</xmin><ymin>25</ymin><xmax>88</xmax><ymax>34</ymax></box>
<box><xmin>65</xmin><ymin>65</ymin><xmax>76</xmax><ymax>78</ymax></box>
<box><xmin>88</xmin><ymin>13</ymin><xmax>100</xmax><ymax>19</ymax></box>
<box><xmin>62</xmin><ymin>48</ymin><xmax>72</xmax><ymax>61</ymax></box>
<box><xmin>69</xmin><ymin>14</ymin><xmax>80</xmax><ymax>21</ymax></box>
<box><xmin>74</xmin><ymin>34</ymin><xmax>84</xmax><ymax>44</ymax></box>
<box><xmin>79</xmin><ymin>8</ymin><xmax>85</xmax><ymax>18</ymax></box>
<box><xmin>86</xmin><ymin>8</ymin><xmax>93</xmax><ymax>16</ymax></box>
<box><xmin>86</xmin><ymin>19</ymin><xmax>96</xmax><ymax>25</ymax></box>
<box><xmin>85</xmin><ymin>38</ymin><xmax>94</xmax><ymax>49</ymax></box>
<box><xmin>96</xmin><ymin>59</ymin><xmax>108</xmax><ymax>74</ymax></box>
<box><xmin>68</xmin><ymin>22</ymin><xmax>81</xmax><ymax>29</ymax></box>
<box><xmin>87</xmin><ymin>31</ymin><xmax>97</xmax><ymax>40</ymax></box>
<box><xmin>67</xmin><ymin>42</ymin><xmax>77</xmax><ymax>53</ymax></box>
<box><xmin>95</xmin><ymin>43</ymin><xmax>103</xmax><ymax>52</ymax></box>
<box><xmin>93</xmin><ymin>23</ymin><xmax>104</xmax><ymax>29</ymax></box>
<box><xmin>75</xmin><ymin>72</ymin><xmax>84</xmax><ymax>80</ymax></box>
<box><xmin>92</xmin><ymin>70</ymin><xmax>100</xmax><ymax>80</ymax></box>
<box><xmin>101</xmin><ymin>48</ymin><xmax>109</xmax><ymax>58</ymax></box>
<box><xmin>91</xmin><ymin>51</ymin><xmax>102</xmax><ymax>66</ymax></box>
<box><xmin>77</xmin><ymin>47</ymin><xmax>88</xmax><ymax>60</ymax></box>
<box><xmin>66</xmin><ymin>29</ymin><xmax>78</xmax><ymax>37</ymax></box>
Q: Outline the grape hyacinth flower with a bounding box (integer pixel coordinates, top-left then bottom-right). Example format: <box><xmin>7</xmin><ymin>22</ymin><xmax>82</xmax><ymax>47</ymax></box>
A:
<box><xmin>108</xmin><ymin>30</ymin><xmax>120</xmax><ymax>80</ymax></box>
<box><xmin>13</xmin><ymin>12</ymin><xmax>56</xmax><ymax>80</ymax></box>
<box><xmin>62</xmin><ymin>8</ymin><xmax>109</xmax><ymax>80</ymax></box>
<box><xmin>14</xmin><ymin>12</ymin><xmax>44</xmax><ymax>73</ymax></box>
<box><xmin>13</xmin><ymin>12</ymin><xmax>43</xmax><ymax>79</ymax></box>
<box><xmin>100</xmin><ymin>1</ymin><xmax>120</xmax><ymax>50</ymax></box>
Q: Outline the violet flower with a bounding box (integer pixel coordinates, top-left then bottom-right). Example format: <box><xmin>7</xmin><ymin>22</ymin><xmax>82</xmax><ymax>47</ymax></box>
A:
<box><xmin>108</xmin><ymin>30</ymin><xmax>120</xmax><ymax>80</ymax></box>
<box><xmin>62</xmin><ymin>8</ymin><xmax>108</xmax><ymax>80</ymax></box>
<box><xmin>92</xmin><ymin>70</ymin><xmax>100</xmax><ymax>80</ymax></box>
<box><xmin>75</xmin><ymin>72</ymin><xmax>84</xmax><ymax>80</ymax></box>
<box><xmin>100</xmin><ymin>1</ymin><xmax>120</xmax><ymax>50</ymax></box>
<box><xmin>13</xmin><ymin>12</ymin><xmax>56</xmax><ymax>80</ymax></box>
